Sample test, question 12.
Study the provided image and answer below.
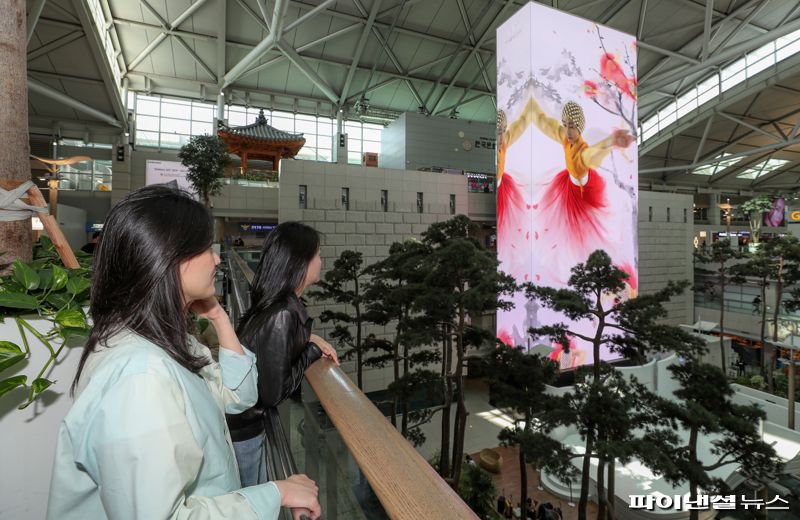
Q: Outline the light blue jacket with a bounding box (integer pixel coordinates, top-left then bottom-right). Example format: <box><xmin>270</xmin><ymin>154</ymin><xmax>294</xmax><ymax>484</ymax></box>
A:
<box><xmin>47</xmin><ymin>330</ymin><xmax>281</xmax><ymax>519</ymax></box>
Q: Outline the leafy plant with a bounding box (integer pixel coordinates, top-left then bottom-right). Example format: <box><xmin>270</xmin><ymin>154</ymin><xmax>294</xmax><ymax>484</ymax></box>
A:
<box><xmin>738</xmin><ymin>196</ymin><xmax>773</xmax><ymax>245</ymax></box>
<box><xmin>0</xmin><ymin>237</ymin><xmax>91</xmax><ymax>408</ymax></box>
<box><xmin>178</xmin><ymin>134</ymin><xmax>231</xmax><ymax>208</ymax></box>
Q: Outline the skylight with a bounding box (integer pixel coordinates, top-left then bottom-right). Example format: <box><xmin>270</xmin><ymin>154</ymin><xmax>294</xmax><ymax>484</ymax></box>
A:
<box><xmin>691</xmin><ymin>153</ymin><xmax>743</xmax><ymax>176</ymax></box>
<box><xmin>736</xmin><ymin>159</ymin><xmax>790</xmax><ymax>179</ymax></box>
<box><xmin>640</xmin><ymin>29</ymin><xmax>800</xmax><ymax>143</ymax></box>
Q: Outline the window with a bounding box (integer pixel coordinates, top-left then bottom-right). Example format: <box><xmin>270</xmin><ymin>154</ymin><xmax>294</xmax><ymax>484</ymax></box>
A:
<box><xmin>417</xmin><ymin>192</ymin><xmax>424</xmax><ymax>214</ymax></box>
<box><xmin>641</xmin><ymin>28</ymin><xmax>800</xmax><ymax>145</ymax></box>
<box><xmin>57</xmin><ymin>158</ymin><xmax>113</xmax><ymax>191</ymax></box>
<box><xmin>449</xmin><ymin>194</ymin><xmax>456</xmax><ymax>215</ymax></box>
<box><xmin>648</xmin><ymin>206</ymin><xmax>652</xmax><ymax>222</ymax></box>
<box><xmin>299</xmin><ymin>185</ymin><xmax>307</xmax><ymax>209</ymax></box>
<box><xmin>684</xmin><ymin>208</ymin><xmax>688</xmax><ymax>223</ymax></box>
<box><xmin>667</xmin><ymin>207</ymin><xmax>671</xmax><ymax>222</ymax></box>
<box><xmin>341</xmin><ymin>187</ymin><xmax>350</xmax><ymax>210</ymax></box>
<box><xmin>381</xmin><ymin>190</ymin><xmax>388</xmax><ymax>212</ymax></box>
<box><xmin>133</xmin><ymin>94</ymin><xmax>216</xmax><ymax>149</ymax></box>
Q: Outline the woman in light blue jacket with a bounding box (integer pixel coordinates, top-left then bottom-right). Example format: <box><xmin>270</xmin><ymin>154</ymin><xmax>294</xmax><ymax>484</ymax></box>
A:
<box><xmin>47</xmin><ymin>185</ymin><xmax>320</xmax><ymax>520</ymax></box>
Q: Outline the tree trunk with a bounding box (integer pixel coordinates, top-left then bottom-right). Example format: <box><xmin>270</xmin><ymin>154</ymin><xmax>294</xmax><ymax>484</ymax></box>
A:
<box><xmin>719</xmin><ymin>262</ymin><xmax>727</xmax><ymax>372</ymax></box>
<box><xmin>597</xmin><ymin>456</ymin><xmax>606</xmax><ymax>520</ymax></box>
<box><xmin>390</xmin><ymin>335</ymin><xmax>400</xmax><ymax>427</ymax></box>
<box><xmin>761</xmin><ymin>280</ymin><xmax>768</xmax><ymax>383</ymax></box>
<box><xmin>789</xmin><ymin>352</ymin><xmax>796</xmax><ymax>430</ymax></box>
<box><xmin>0</xmin><ymin>0</ymin><xmax>32</xmax><ymax>267</ymax></box>
<box><xmin>770</xmin><ymin>256</ymin><xmax>784</xmax><ymax>391</ymax></box>
<box><xmin>688</xmin><ymin>427</ymin><xmax>699</xmax><ymax>520</ymax></box>
<box><xmin>439</xmin><ymin>323</ymin><xmax>452</xmax><ymax>479</ymax></box>
<box><xmin>355</xmin><ymin>296</ymin><xmax>362</xmax><ymax>390</ymax></box>
<box><xmin>401</xmin><ymin>313</ymin><xmax>410</xmax><ymax>436</ymax></box>
<box><xmin>606</xmin><ymin>459</ymin><xmax>616</xmax><ymax>520</ymax></box>
<box><xmin>518</xmin><ymin>442</ymin><xmax>528</xmax><ymax>520</ymax></box>
<box><xmin>577</xmin><ymin>435</ymin><xmax>594</xmax><ymax>520</ymax></box>
<box><xmin>450</xmin><ymin>303</ymin><xmax>468</xmax><ymax>486</ymax></box>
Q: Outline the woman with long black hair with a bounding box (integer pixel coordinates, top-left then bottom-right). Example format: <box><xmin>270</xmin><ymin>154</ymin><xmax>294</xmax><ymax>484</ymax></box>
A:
<box><xmin>47</xmin><ymin>186</ymin><xmax>320</xmax><ymax>520</ymax></box>
<box><xmin>227</xmin><ymin>222</ymin><xmax>338</xmax><ymax>487</ymax></box>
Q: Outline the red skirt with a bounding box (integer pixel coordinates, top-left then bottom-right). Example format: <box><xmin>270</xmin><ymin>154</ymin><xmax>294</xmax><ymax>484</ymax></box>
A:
<box><xmin>497</xmin><ymin>172</ymin><xmax>526</xmax><ymax>242</ymax></box>
<box><xmin>540</xmin><ymin>168</ymin><xmax>607</xmax><ymax>250</ymax></box>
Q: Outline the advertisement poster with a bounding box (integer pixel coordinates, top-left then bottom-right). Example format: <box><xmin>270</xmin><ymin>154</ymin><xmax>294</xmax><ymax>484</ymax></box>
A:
<box><xmin>145</xmin><ymin>160</ymin><xmax>193</xmax><ymax>193</ymax></box>
<box><xmin>496</xmin><ymin>3</ymin><xmax>638</xmax><ymax>368</ymax></box>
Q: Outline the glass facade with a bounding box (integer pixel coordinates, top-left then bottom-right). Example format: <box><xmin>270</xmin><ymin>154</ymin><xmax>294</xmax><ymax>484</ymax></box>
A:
<box><xmin>56</xmin><ymin>159</ymin><xmax>113</xmax><ymax>191</ymax></box>
<box><xmin>640</xmin><ymin>29</ymin><xmax>800</xmax><ymax>144</ymax></box>
<box><xmin>132</xmin><ymin>93</ymin><xmax>383</xmax><ymax>164</ymax></box>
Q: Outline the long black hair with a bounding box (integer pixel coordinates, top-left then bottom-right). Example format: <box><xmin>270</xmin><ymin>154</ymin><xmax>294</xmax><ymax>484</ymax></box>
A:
<box><xmin>72</xmin><ymin>185</ymin><xmax>214</xmax><ymax>392</ymax></box>
<box><xmin>239</xmin><ymin>222</ymin><xmax>320</xmax><ymax>331</ymax></box>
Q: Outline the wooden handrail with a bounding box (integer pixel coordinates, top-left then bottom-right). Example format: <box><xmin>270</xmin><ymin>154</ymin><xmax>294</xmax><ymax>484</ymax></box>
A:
<box><xmin>305</xmin><ymin>359</ymin><xmax>479</xmax><ymax>520</ymax></box>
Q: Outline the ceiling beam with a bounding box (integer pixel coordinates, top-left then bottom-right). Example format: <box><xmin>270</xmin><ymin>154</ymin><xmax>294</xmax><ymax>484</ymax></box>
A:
<box><xmin>350</xmin><ymin>0</ymin><xmax>425</xmax><ymax>111</ymax></box>
<box><xmin>455</xmin><ymin>0</ymin><xmax>493</xmax><ymax>92</ymax></box>
<box><xmin>692</xmin><ymin>114</ymin><xmax>715</xmax><ymax>165</ymax></box>
<box><xmin>640</xmin><ymin>51</ymin><xmax>800</xmax><ymax>153</ymax></box>
<box><xmin>338</xmin><ymin>0</ymin><xmax>382</xmax><ymax>106</ymax></box>
<box><xmin>752</xmin><ymin>159</ymin><xmax>800</xmax><ymax>186</ymax></box>
<box><xmin>275</xmin><ymin>40</ymin><xmax>339</xmax><ymax>103</ymax></box>
<box><xmin>708</xmin><ymin>0</ymin><xmax>770</xmax><ymax>57</ymax></box>
<box><xmin>283</xmin><ymin>0</ymin><xmax>337</xmax><ymax>33</ymax></box>
<box><xmin>27</xmin><ymin>31</ymin><xmax>84</xmax><ymax>61</ymax></box>
<box><xmin>27</xmin><ymin>0</ymin><xmax>48</xmax><ymax>44</ymax></box>
<box><xmin>641</xmin><ymin>136</ymin><xmax>800</xmax><ymax>174</ymax></box>
<box><xmin>642</xmin><ymin>15</ymin><xmax>800</xmax><ymax>95</ymax></box>
<box><xmin>423</xmin><ymin>0</ymin><xmax>493</xmax><ymax>111</ymax></box>
<box><xmin>700</xmin><ymin>0</ymin><xmax>714</xmax><ymax>59</ymax></box>
<box><xmin>673</xmin><ymin>0</ymin><xmax>770</xmax><ymax>34</ymax></box>
<box><xmin>708</xmin><ymin>153</ymin><xmax>771</xmax><ymax>184</ymax></box>
<box><xmin>716</xmin><ymin>110</ymin><xmax>784</xmax><ymax>143</ymax></box>
<box><xmin>28</xmin><ymin>78</ymin><xmax>122</xmax><ymax>127</ymax></box>
<box><xmin>599</xmin><ymin>0</ymin><xmax>631</xmax><ymax>24</ymax></box>
<box><xmin>222</xmin><ymin>0</ymin><xmax>288</xmax><ymax>87</ymax></box>
<box><xmin>70</xmin><ymin>0</ymin><xmax>126</xmax><ymax>127</ymax></box>
<box><xmin>637</xmin><ymin>0</ymin><xmax>648</xmax><ymax>39</ymax></box>
<box><xmin>430</xmin><ymin>0</ymin><xmax>514</xmax><ymax>115</ymax></box>
<box><xmin>239</xmin><ymin>23</ymin><xmax>360</xmax><ymax>80</ymax></box>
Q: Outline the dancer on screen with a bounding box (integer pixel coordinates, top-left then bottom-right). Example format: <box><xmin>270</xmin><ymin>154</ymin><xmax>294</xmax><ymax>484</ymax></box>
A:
<box><xmin>529</xmin><ymin>96</ymin><xmax>634</xmax><ymax>257</ymax></box>
<box><xmin>496</xmin><ymin>108</ymin><xmax>531</xmax><ymax>247</ymax></box>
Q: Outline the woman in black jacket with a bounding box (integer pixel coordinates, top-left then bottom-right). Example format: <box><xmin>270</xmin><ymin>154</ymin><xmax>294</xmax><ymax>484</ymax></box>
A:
<box><xmin>227</xmin><ymin>222</ymin><xmax>338</xmax><ymax>487</ymax></box>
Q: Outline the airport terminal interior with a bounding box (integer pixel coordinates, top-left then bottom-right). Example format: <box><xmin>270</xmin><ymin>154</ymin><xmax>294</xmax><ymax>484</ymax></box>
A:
<box><xmin>3</xmin><ymin>0</ymin><xmax>800</xmax><ymax>518</ymax></box>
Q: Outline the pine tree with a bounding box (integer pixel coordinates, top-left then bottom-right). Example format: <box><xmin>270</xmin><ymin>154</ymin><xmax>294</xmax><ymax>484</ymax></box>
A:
<box><xmin>364</xmin><ymin>239</ymin><xmax>440</xmax><ymax>439</ymax></box>
<box><xmin>486</xmin><ymin>344</ymin><xmax>577</xmax><ymax>515</ymax></box>
<box><xmin>308</xmin><ymin>250</ymin><xmax>389</xmax><ymax>390</ymax></box>
<box><xmin>694</xmin><ymin>239</ymin><xmax>742</xmax><ymax>371</ymax></box>
<box><xmin>649</xmin><ymin>359</ymin><xmax>782</xmax><ymax>520</ymax></box>
<box><xmin>730</xmin><ymin>249</ymin><xmax>771</xmax><ymax>374</ymax></box>
<box><xmin>525</xmin><ymin>250</ymin><xmax>705</xmax><ymax>520</ymax></box>
<box><xmin>762</xmin><ymin>236</ymin><xmax>800</xmax><ymax>392</ymax></box>
<box><xmin>417</xmin><ymin>215</ymin><xmax>518</xmax><ymax>485</ymax></box>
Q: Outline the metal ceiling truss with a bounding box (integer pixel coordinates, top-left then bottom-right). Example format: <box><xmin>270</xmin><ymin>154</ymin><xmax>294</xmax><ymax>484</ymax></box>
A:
<box><xmin>640</xmin><ymin>50</ymin><xmax>800</xmax><ymax>154</ymax></box>
<box><xmin>752</xmin><ymin>158</ymin><xmax>800</xmax><ymax>187</ymax></box>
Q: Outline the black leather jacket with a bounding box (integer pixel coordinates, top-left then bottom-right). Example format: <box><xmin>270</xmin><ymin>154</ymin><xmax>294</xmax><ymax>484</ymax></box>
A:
<box><xmin>226</xmin><ymin>293</ymin><xmax>322</xmax><ymax>441</ymax></box>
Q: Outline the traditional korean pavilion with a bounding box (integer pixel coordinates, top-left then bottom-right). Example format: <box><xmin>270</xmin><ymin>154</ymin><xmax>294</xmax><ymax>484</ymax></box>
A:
<box><xmin>217</xmin><ymin>109</ymin><xmax>306</xmax><ymax>171</ymax></box>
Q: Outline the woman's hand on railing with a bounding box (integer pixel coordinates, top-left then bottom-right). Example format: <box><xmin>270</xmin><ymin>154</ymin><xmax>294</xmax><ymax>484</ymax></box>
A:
<box><xmin>310</xmin><ymin>334</ymin><xmax>340</xmax><ymax>366</ymax></box>
<box><xmin>274</xmin><ymin>474</ymin><xmax>321</xmax><ymax>519</ymax></box>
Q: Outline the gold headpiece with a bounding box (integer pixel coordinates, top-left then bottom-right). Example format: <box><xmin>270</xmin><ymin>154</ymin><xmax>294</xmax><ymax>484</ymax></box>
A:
<box><xmin>561</xmin><ymin>101</ymin><xmax>585</xmax><ymax>133</ymax></box>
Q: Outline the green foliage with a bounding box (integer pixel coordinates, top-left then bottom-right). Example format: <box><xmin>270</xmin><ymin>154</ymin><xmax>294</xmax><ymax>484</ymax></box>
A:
<box><xmin>177</xmin><ymin>134</ymin><xmax>231</xmax><ymax>207</ymax></box>
<box><xmin>486</xmin><ymin>344</ymin><xmax>577</xmax><ymax>507</ymax></box>
<box><xmin>649</xmin><ymin>360</ymin><xmax>781</xmax><ymax>505</ymax></box>
<box><xmin>0</xmin><ymin>237</ymin><xmax>91</xmax><ymax>408</ymax></box>
<box><xmin>458</xmin><ymin>463</ymin><xmax>497</xmax><ymax>518</ymax></box>
<box><xmin>739</xmin><ymin>196</ymin><xmax>774</xmax><ymax>217</ymax></box>
<box><xmin>415</xmin><ymin>215</ymin><xmax>519</xmax><ymax>483</ymax></box>
<box><xmin>309</xmin><ymin>250</ymin><xmax>390</xmax><ymax>389</ymax></box>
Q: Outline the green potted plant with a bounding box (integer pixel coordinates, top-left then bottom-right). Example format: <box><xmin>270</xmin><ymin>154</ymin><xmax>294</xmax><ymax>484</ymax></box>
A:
<box><xmin>739</xmin><ymin>195</ymin><xmax>774</xmax><ymax>251</ymax></box>
<box><xmin>0</xmin><ymin>237</ymin><xmax>91</xmax><ymax>408</ymax></box>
